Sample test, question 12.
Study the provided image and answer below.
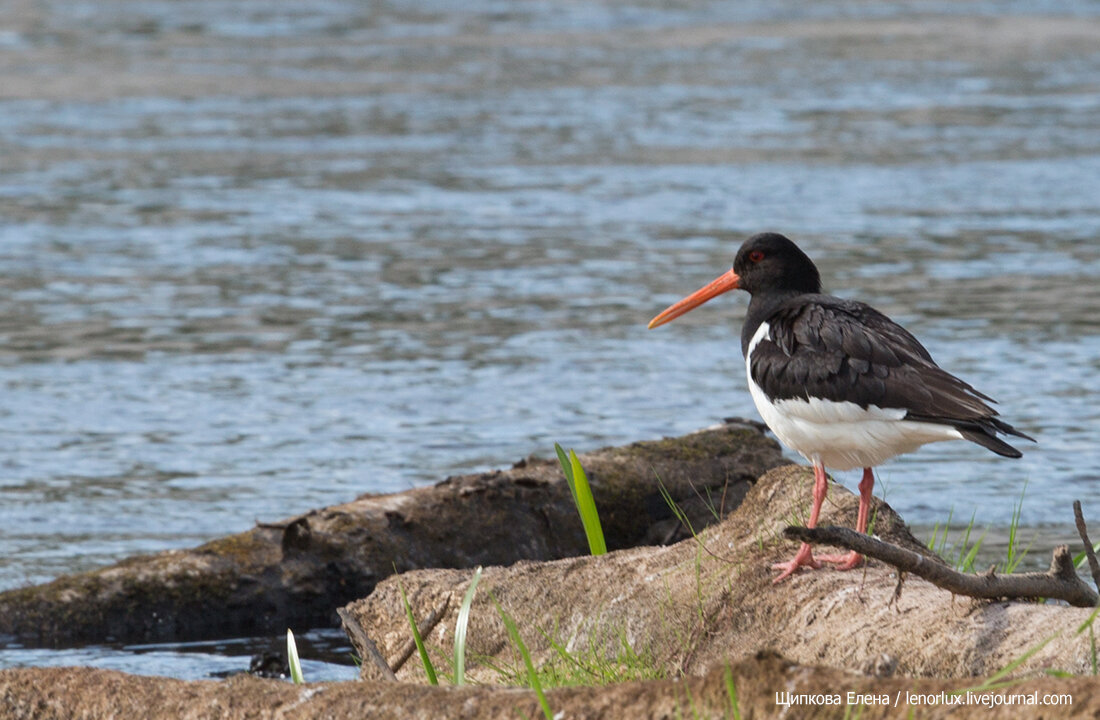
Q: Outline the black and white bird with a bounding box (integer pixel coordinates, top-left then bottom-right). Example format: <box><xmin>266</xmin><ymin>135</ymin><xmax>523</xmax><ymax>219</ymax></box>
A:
<box><xmin>648</xmin><ymin>233</ymin><xmax>1032</xmax><ymax>581</ymax></box>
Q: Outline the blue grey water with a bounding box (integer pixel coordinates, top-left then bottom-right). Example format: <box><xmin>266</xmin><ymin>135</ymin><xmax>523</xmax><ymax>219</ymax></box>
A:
<box><xmin>1</xmin><ymin>0</ymin><xmax>1099</xmax><ymax>678</ymax></box>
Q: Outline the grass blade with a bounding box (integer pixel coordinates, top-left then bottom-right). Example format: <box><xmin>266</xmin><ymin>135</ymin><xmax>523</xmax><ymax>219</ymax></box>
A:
<box><xmin>570</xmin><ymin>450</ymin><xmax>607</xmax><ymax>555</ymax></box>
<box><xmin>1073</xmin><ymin>541</ymin><xmax>1100</xmax><ymax>569</ymax></box>
<box><xmin>493</xmin><ymin>594</ymin><xmax>552</xmax><ymax>720</ymax></box>
<box><xmin>286</xmin><ymin>628</ymin><xmax>305</xmax><ymax>684</ymax></box>
<box><xmin>657</xmin><ymin>477</ymin><xmax>696</xmax><ymax>538</ymax></box>
<box><xmin>724</xmin><ymin>663</ymin><xmax>741</xmax><ymax>720</ymax></box>
<box><xmin>454</xmin><ymin>566</ymin><xmax>484</xmax><ymax>686</ymax></box>
<box><xmin>963</xmin><ymin>630</ymin><xmax>1060</xmax><ymax>692</ymax></box>
<box><xmin>931</xmin><ymin>508</ymin><xmax>954</xmax><ymax>557</ymax></box>
<box><xmin>398</xmin><ymin>578</ymin><xmax>438</xmax><ymax>685</ymax></box>
<box><xmin>554</xmin><ymin>443</ymin><xmax>575</xmax><ymax>500</ymax></box>
<box><xmin>958</xmin><ymin>526</ymin><xmax>988</xmax><ymax>573</ymax></box>
<box><xmin>1092</xmin><ymin>626</ymin><xmax>1097</xmax><ymax>676</ymax></box>
<box><xmin>554</xmin><ymin>443</ymin><xmax>607</xmax><ymax>556</ymax></box>
<box><xmin>1075</xmin><ymin>602</ymin><xmax>1100</xmax><ymax>635</ymax></box>
<box><xmin>1004</xmin><ymin>481</ymin><xmax>1035</xmax><ymax>573</ymax></box>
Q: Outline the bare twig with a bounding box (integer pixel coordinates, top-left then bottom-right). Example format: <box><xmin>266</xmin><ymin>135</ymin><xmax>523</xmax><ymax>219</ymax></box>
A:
<box><xmin>784</xmin><ymin>525</ymin><xmax>1100</xmax><ymax>608</ymax></box>
<box><xmin>337</xmin><ymin>607</ymin><xmax>398</xmax><ymax>682</ymax></box>
<box><xmin>1073</xmin><ymin>500</ymin><xmax>1100</xmax><ymax>597</ymax></box>
<box><xmin>389</xmin><ymin>596</ymin><xmax>452</xmax><ymax>673</ymax></box>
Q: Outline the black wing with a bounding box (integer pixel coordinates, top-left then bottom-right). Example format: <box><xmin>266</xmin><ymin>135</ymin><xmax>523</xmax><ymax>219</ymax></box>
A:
<box><xmin>749</xmin><ymin>295</ymin><xmax>1032</xmax><ymax>455</ymax></box>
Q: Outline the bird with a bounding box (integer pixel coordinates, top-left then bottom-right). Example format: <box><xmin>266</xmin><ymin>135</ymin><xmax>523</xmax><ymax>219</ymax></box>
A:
<box><xmin>647</xmin><ymin>233</ymin><xmax>1032</xmax><ymax>582</ymax></box>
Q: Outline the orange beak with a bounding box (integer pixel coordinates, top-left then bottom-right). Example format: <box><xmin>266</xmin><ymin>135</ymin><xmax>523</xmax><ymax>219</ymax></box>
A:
<box><xmin>647</xmin><ymin>268</ymin><xmax>741</xmax><ymax>329</ymax></box>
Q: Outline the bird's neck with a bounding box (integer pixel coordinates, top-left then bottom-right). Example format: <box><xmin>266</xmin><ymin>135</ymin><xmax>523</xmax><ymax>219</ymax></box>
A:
<box><xmin>740</xmin><ymin>289</ymin><xmax>807</xmax><ymax>357</ymax></box>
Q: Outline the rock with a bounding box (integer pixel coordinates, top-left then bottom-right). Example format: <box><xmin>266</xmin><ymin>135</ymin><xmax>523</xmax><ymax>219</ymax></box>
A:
<box><xmin>344</xmin><ymin>465</ymin><xmax>1096</xmax><ymax>683</ymax></box>
<box><xmin>1</xmin><ymin>651</ymin><xmax>1097</xmax><ymax>720</ymax></box>
<box><xmin>0</xmin><ymin>420</ymin><xmax>783</xmax><ymax>646</ymax></box>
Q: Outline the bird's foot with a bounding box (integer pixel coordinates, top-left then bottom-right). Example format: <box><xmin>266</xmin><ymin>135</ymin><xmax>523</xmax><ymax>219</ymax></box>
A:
<box><xmin>772</xmin><ymin>543</ymin><xmax>821</xmax><ymax>583</ymax></box>
<box><xmin>817</xmin><ymin>550</ymin><xmax>864</xmax><ymax>571</ymax></box>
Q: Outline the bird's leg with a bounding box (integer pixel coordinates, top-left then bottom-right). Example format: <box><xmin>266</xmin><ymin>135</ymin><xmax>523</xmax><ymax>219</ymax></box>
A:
<box><xmin>772</xmin><ymin>461</ymin><xmax>828</xmax><ymax>582</ymax></box>
<box><xmin>818</xmin><ymin>466</ymin><xmax>874</xmax><ymax>570</ymax></box>
<box><xmin>856</xmin><ymin>466</ymin><xmax>874</xmax><ymax>532</ymax></box>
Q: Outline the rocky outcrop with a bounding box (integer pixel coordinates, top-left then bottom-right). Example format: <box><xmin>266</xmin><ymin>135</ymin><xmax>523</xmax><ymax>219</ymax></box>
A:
<box><xmin>345</xmin><ymin>464</ymin><xmax>1097</xmax><ymax>683</ymax></box>
<box><xmin>0</xmin><ymin>421</ymin><xmax>783</xmax><ymax>646</ymax></box>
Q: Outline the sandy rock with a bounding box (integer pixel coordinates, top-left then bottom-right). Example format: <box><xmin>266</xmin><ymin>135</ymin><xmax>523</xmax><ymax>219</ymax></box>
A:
<box><xmin>346</xmin><ymin>464</ymin><xmax>1097</xmax><ymax>684</ymax></box>
<box><xmin>1</xmin><ymin>652</ymin><xmax>1097</xmax><ymax>720</ymax></box>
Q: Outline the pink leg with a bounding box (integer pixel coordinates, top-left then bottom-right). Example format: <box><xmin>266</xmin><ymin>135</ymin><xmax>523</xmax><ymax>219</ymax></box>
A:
<box><xmin>819</xmin><ymin>467</ymin><xmax>874</xmax><ymax>570</ymax></box>
<box><xmin>772</xmin><ymin>461</ymin><xmax>828</xmax><ymax>582</ymax></box>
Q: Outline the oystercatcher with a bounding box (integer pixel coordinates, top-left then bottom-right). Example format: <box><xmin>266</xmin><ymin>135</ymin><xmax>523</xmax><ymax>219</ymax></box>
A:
<box><xmin>648</xmin><ymin>233</ymin><xmax>1032</xmax><ymax>582</ymax></box>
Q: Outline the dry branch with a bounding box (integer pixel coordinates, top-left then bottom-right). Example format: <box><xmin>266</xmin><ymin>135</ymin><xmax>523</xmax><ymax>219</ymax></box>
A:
<box><xmin>389</xmin><ymin>596</ymin><xmax>451</xmax><ymax>673</ymax></box>
<box><xmin>337</xmin><ymin>607</ymin><xmax>397</xmax><ymax>682</ymax></box>
<box><xmin>1073</xmin><ymin>500</ymin><xmax>1100</xmax><ymax>596</ymax></box>
<box><xmin>785</xmin><ymin>525</ymin><xmax>1100</xmax><ymax>608</ymax></box>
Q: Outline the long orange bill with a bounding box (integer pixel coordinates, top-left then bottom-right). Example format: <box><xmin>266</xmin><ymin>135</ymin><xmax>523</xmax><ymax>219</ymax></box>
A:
<box><xmin>647</xmin><ymin>268</ymin><xmax>741</xmax><ymax>329</ymax></box>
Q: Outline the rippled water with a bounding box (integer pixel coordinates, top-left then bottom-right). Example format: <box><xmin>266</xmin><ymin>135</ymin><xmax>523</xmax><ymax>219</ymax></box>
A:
<box><xmin>1</xmin><ymin>0</ymin><xmax>1099</xmax><ymax>678</ymax></box>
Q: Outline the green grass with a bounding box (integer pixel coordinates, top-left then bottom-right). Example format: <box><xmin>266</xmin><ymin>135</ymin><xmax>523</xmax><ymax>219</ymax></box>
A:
<box><xmin>286</xmin><ymin>628</ymin><xmax>305</xmax><ymax>684</ymax></box>
<box><xmin>1003</xmin><ymin>481</ymin><xmax>1034</xmax><ymax>573</ymax></box>
<box><xmin>555</xmin><ymin>443</ymin><xmax>607</xmax><ymax>555</ymax></box>
<box><xmin>493</xmin><ymin>594</ymin><xmax>553</xmax><ymax>720</ymax></box>
<box><xmin>1073</xmin><ymin>542</ymin><xmax>1100</xmax><ymax>571</ymax></box>
<box><xmin>657</xmin><ymin>477</ymin><xmax>697</xmax><ymax>537</ymax></box>
<box><xmin>651</xmin><ymin>473</ymin><xmax>747</xmax><ymax>678</ymax></box>
<box><xmin>453</xmin><ymin>566</ymin><xmax>483</xmax><ymax>686</ymax></box>
<box><xmin>539</xmin><ymin>624</ymin><xmax>666</xmax><ymax>687</ymax></box>
<box><xmin>473</xmin><ymin>618</ymin><xmax>666</xmax><ymax>690</ymax></box>
<box><xmin>398</xmin><ymin>577</ymin><xmax>439</xmax><ymax>685</ymax></box>
<box><xmin>392</xmin><ymin>556</ymin><xmax>666</xmax><ymax>693</ymax></box>
<box><xmin>953</xmin><ymin>630</ymin><xmax>1061</xmax><ymax>694</ymax></box>
<box><xmin>723</xmin><ymin>664</ymin><xmax>741</xmax><ymax>720</ymax></box>
<box><xmin>1091</xmin><ymin>625</ymin><xmax>1098</xmax><ymax>676</ymax></box>
<box><xmin>926</xmin><ymin>509</ymin><xmax>987</xmax><ymax>572</ymax></box>
<box><xmin>925</xmin><ymin>482</ymin><xmax>1035</xmax><ymax>574</ymax></box>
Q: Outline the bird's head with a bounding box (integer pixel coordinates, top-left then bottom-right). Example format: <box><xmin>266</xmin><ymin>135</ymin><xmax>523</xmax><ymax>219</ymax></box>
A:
<box><xmin>732</xmin><ymin>232</ymin><xmax>820</xmax><ymax>296</ymax></box>
<box><xmin>648</xmin><ymin>232</ymin><xmax>820</xmax><ymax>329</ymax></box>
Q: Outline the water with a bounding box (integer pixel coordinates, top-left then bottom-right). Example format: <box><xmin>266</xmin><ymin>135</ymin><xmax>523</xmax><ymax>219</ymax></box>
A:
<box><xmin>0</xmin><ymin>628</ymin><xmax>357</xmax><ymax>682</ymax></box>
<box><xmin>1</xmin><ymin>0</ymin><xmax>1099</xmax><ymax>678</ymax></box>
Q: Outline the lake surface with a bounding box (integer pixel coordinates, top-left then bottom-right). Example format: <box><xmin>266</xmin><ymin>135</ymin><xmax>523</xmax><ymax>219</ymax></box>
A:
<box><xmin>1</xmin><ymin>0</ymin><xmax>1098</xmax><ymax>679</ymax></box>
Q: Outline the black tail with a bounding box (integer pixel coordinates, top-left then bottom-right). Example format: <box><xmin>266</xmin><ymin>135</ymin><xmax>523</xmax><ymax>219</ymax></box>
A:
<box><xmin>957</xmin><ymin>418</ymin><xmax>1034</xmax><ymax>458</ymax></box>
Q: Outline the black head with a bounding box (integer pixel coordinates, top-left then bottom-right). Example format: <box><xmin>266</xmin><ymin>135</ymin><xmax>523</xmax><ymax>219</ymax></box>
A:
<box><xmin>732</xmin><ymin>233</ymin><xmax>821</xmax><ymax>296</ymax></box>
<box><xmin>647</xmin><ymin>232</ymin><xmax>821</xmax><ymax>330</ymax></box>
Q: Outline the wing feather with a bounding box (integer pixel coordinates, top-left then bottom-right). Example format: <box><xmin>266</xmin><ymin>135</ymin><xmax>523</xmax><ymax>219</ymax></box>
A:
<box><xmin>751</xmin><ymin>295</ymin><xmax>1005</xmax><ymax>426</ymax></box>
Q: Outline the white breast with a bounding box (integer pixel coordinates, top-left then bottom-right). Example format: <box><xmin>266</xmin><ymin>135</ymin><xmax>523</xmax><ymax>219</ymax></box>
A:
<box><xmin>745</xmin><ymin>322</ymin><xmax>962</xmax><ymax>471</ymax></box>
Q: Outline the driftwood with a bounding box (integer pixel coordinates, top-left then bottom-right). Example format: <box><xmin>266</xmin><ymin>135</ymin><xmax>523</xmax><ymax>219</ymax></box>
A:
<box><xmin>0</xmin><ymin>421</ymin><xmax>782</xmax><ymax>646</ymax></box>
<box><xmin>1073</xmin><ymin>500</ymin><xmax>1100</xmax><ymax>595</ymax></box>
<box><xmin>337</xmin><ymin>607</ymin><xmax>397</xmax><ymax>682</ymax></box>
<box><xmin>784</xmin><ymin>524</ymin><xmax>1100</xmax><ymax>607</ymax></box>
<box><xmin>389</xmin><ymin>596</ymin><xmax>452</xmax><ymax>674</ymax></box>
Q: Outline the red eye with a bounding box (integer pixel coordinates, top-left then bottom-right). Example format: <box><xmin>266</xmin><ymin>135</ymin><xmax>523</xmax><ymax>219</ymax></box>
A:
<box><xmin>748</xmin><ymin>250</ymin><xmax>765</xmax><ymax>263</ymax></box>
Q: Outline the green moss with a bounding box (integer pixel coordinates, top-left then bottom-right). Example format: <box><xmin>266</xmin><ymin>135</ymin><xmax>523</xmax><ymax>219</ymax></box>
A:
<box><xmin>196</xmin><ymin>528</ymin><xmax>275</xmax><ymax>566</ymax></box>
<box><xmin>623</xmin><ymin>427</ymin><xmax>769</xmax><ymax>465</ymax></box>
<box><xmin>323</xmin><ymin>510</ymin><xmax>368</xmax><ymax>536</ymax></box>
